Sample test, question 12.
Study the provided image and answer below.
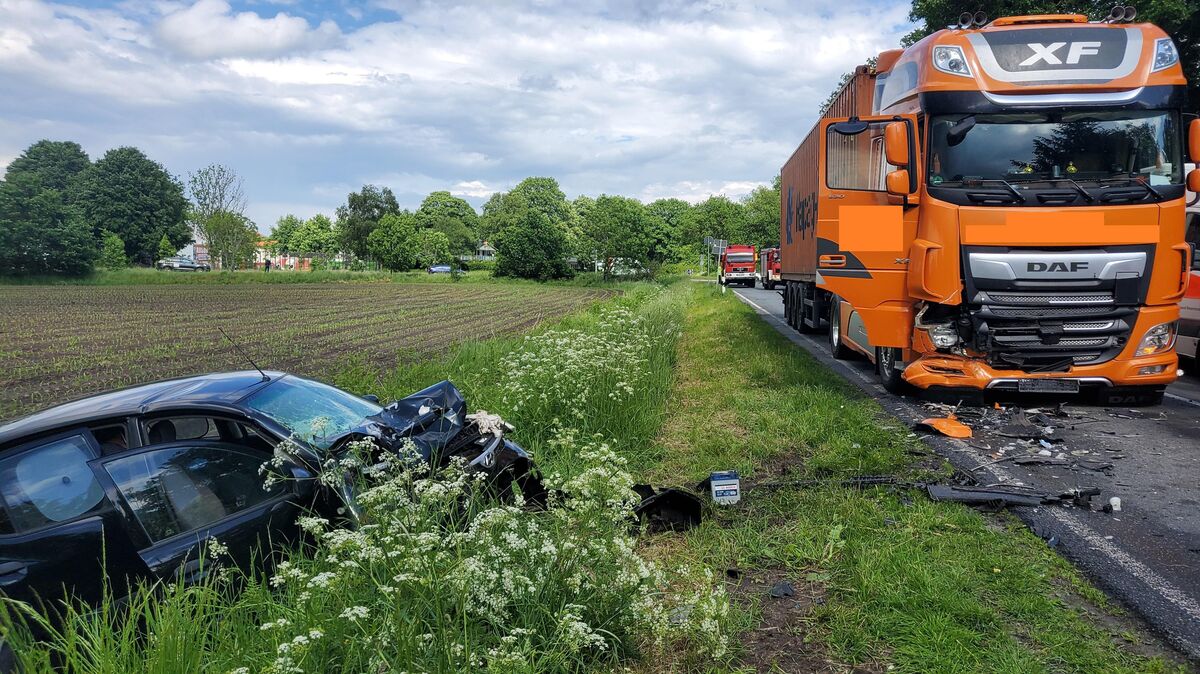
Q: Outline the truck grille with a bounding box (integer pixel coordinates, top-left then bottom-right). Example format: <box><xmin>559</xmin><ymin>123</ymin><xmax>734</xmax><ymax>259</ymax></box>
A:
<box><xmin>970</xmin><ymin>292</ymin><xmax>1133</xmax><ymax>371</ymax></box>
<box><xmin>977</xmin><ymin>290</ymin><xmax>1114</xmax><ymax>305</ymax></box>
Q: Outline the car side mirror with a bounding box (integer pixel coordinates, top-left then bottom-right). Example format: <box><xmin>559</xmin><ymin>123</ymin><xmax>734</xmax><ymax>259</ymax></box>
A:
<box><xmin>1190</xmin><ymin>118</ymin><xmax>1200</xmax><ymax>162</ymax></box>
<box><xmin>885</xmin><ymin>121</ymin><xmax>909</xmax><ymax>167</ymax></box>
<box><xmin>1188</xmin><ymin>168</ymin><xmax>1200</xmax><ymax>194</ymax></box>
<box><xmin>362</xmin><ymin>394</ymin><xmax>380</xmax><ymax>404</ymax></box>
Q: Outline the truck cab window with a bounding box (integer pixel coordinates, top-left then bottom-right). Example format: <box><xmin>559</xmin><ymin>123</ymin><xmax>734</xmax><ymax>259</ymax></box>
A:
<box><xmin>826</xmin><ymin>121</ymin><xmax>896</xmax><ymax>191</ymax></box>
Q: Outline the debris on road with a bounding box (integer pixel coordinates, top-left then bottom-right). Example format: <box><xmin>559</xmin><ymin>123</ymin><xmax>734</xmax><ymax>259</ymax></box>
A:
<box><xmin>916</xmin><ymin>414</ymin><xmax>973</xmax><ymax>438</ymax></box>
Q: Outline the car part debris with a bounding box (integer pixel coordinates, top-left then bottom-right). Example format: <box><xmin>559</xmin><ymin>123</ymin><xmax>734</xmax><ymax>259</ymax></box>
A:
<box><xmin>1013</xmin><ymin>455</ymin><xmax>1069</xmax><ymax>466</ymax></box>
<box><xmin>708</xmin><ymin>470</ymin><xmax>741</xmax><ymax>505</ymax></box>
<box><xmin>632</xmin><ymin>485</ymin><xmax>703</xmax><ymax>533</ymax></box>
<box><xmin>916</xmin><ymin>414</ymin><xmax>973</xmax><ymax>438</ymax></box>
<box><xmin>768</xmin><ymin>581</ymin><xmax>795</xmax><ymax>598</ymax></box>
<box><xmin>926</xmin><ymin>484</ymin><xmax>1049</xmax><ymax>507</ymax></box>
<box><xmin>1109</xmin><ymin>496</ymin><xmax>1122</xmax><ymax>512</ymax></box>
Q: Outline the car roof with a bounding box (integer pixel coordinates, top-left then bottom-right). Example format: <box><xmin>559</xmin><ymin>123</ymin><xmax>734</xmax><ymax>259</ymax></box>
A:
<box><xmin>0</xmin><ymin>371</ymin><xmax>285</xmax><ymax>448</ymax></box>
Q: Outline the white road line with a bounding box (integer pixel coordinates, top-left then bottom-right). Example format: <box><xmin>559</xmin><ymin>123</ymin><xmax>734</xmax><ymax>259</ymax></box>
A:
<box><xmin>731</xmin><ymin>287</ymin><xmax>1200</xmax><ymax>627</ymax></box>
<box><xmin>1165</xmin><ymin>391</ymin><xmax>1200</xmax><ymax>407</ymax></box>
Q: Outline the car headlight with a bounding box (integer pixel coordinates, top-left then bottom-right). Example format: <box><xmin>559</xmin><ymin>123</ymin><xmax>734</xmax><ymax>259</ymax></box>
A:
<box><xmin>1152</xmin><ymin>38</ymin><xmax>1179</xmax><ymax>72</ymax></box>
<box><xmin>925</xmin><ymin>323</ymin><xmax>960</xmax><ymax>348</ymax></box>
<box><xmin>933</xmin><ymin>46</ymin><xmax>972</xmax><ymax>77</ymax></box>
<box><xmin>1136</xmin><ymin>321</ymin><xmax>1176</xmax><ymax>355</ymax></box>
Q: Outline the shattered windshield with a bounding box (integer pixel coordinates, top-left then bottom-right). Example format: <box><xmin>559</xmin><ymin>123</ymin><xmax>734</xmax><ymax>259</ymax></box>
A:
<box><xmin>927</xmin><ymin>110</ymin><xmax>1182</xmax><ymax>186</ymax></box>
<box><xmin>245</xmin><ymin>377</ymin><xmax>382</xmax><ymax>450</ymax></box>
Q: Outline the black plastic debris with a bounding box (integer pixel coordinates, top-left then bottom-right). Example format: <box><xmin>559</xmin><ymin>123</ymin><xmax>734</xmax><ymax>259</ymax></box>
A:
<box><xmin>768</xmin><ymin>581</ymin><xmax>795</xmax><ymax>598</ymax></box>
<box><xmin>926</xmin><ymin>484</ymin><xmax>1049</xmax><ymax>507</ymax></box>
<box><xmin>633</xmin><ymin>485</ymin><xmax>703</xmax><ymax>533</ymax></box>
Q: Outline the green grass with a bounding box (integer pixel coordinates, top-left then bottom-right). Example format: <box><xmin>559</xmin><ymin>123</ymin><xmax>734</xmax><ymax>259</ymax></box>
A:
<box><xmin>646</xmin><ymin>283</ymin><xmax>1185</xmax><ymax>673</ymax></box>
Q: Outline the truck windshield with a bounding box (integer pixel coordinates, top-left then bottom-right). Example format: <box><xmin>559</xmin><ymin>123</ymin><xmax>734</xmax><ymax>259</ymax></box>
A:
<box><xmin>928</xmin><ymin>110</ymin><xmax>1182</xmax><ymax>186</ymax></box>
<box><xmin>726</xmin><ymin>253</ymin><xmax>754</xmax><ymax>263</ymax></box>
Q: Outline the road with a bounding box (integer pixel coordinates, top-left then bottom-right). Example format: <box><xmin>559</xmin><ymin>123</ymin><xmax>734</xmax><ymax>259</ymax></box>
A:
<box><xmin>729</xmin><ymin>284</ymin><xmax>1200</xmax><ymax>661</ymax></box>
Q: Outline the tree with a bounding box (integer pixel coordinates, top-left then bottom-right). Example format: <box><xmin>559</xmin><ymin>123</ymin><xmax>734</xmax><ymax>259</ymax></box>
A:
<box><xmin>682</xmin><ymin>195</ymin><xmax>746</xmax><ymax>246</ymax></box>
<box><xmin>289</xmin><ymin>214</ymin><xmax>339</xmax><ymax>263</ymax></box>
<box><xmin>268</xmin><ymin>214</ymin><xmax>304</xmax><ymax>255</ymax></box>
<box><xmin>4</xmin><ymin>140</ymin><xmax>91</xmax><ymax>192</ymax></box>
<box><xmin>494</xmin><ymin>205</ymin><xmax>574</xmax><ymax>280</ymax></box>
<box><xmin>580</xmin><ymin>195</ymin><xmax>652</xmax><ymax>278</ymax></box>
<box><xmin>904</xmin><ymin>0</ymin><xmax>1198</xmax><ymax>109</ymax></box>
<box><xmin>73</xmin><ymin>147</ymin><xmax>190</xmax><ymax>265</ymax></box>
<box><xmin>367</xmin><ymin>212</ymin><xmax>419</xmax><ymax>271</ymax></box>
<box><xmin>98</xmin><ymin>231</ymin><xmax>128</xmax><ymax>270</ymax></box>
<box><xmin>157</xmin><ymin>233</ymin><xmax>176</xmax><ymax>261</ymax></box>
<box><xmin>508</xmin><ymin>177</ymin><xmax>572</xmax><ymax>225</ymax></box>
<box><xmin>0</xmin><ymin>170</ymin><xmax>97</xmax><ymax>276</ymax></box>
<box><xmin>415</xmin><ymin>191</ymin><xmax>479</xmax><ymax>255</ymax></box>
<box><xmin>187</xmin><ymin>164</ymin><xmax>246</xmax><ymax>247</ymax></box>
<box><xmin>739</xmin><ymin>177</ymin><xmax>782</xmax><ymax>250</ymax></box>
<box><xmin>478</xmin><ymin>192</ymin><xmax>509</xmax><ymax>243</ymax></box>
<box><xmin>206</xmin><ymin>211</ymin><xmax>259</xmax><ymax>269</ymax></box>
<box><xmin>335</xmin><ymin>184</ymin><xmax>399</xmax><ymax>261</ymax></box>
<box><xmin>646</xmin><ymin>198</ymin><xmax>691</xmax><ymax>262</ymax></box>
<box><xmin>410</xmin><ymin>229</ymin><xmax>452</xmax><ymax>269</ymax></box>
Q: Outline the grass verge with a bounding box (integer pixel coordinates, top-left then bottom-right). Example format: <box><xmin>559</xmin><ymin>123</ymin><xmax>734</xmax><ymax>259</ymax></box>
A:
<box><xmin>646</xmin><ymin>283</ymin><xmax>1186</xmax><ymax>673</ymax></box>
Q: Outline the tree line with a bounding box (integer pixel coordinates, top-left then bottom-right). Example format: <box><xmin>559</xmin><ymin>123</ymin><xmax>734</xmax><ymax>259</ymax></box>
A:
<box><xmin>1</xmin><ymin>138</ymin><xmax>784</xmax><ymax>280</ymax></box>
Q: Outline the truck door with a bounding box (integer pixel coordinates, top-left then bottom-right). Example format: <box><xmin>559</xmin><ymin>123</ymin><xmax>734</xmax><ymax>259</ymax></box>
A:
<box><xmin>817</xmin><ymin>114</ymin><xmax>920</xmax><ymax>348</ymax></box>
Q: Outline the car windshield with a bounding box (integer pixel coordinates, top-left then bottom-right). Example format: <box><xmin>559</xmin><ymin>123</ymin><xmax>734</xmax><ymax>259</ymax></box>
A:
<box><xmin>244</xmin><ymin>377</ymin><xmax>382</xmax><ymax>450</ymax></box>
<box><xmin>726</xmin><ymin>253</ymin><xmax>754</xmax><ymax>263</ymax></box>
<box><xmin>928</xmin><ymin>110</ymin><xmax>1182</xmax><ymax>186</ymax></box>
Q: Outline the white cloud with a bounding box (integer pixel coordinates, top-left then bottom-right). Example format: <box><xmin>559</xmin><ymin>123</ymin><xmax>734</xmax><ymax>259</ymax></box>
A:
<box><xmin>451</xmin><ymin>180</ymin><xmax>499</xmax><ymax>198</ymax></box>
<box><xmin>639</xmin><ymin>180</ymin><xmax>768</xmax><ymax>204</ymax></box>
<box><xmin>156</xmin><ymin>0</ymin><xmax>340</xmax><ymax>59</ymax></box>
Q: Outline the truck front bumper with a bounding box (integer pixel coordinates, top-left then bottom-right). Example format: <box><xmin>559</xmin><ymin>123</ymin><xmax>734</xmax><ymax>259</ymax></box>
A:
<box><xmin>903</xmin><ymin>350</ymin><xmax>1178</xmax><ymax>391</ymax></box>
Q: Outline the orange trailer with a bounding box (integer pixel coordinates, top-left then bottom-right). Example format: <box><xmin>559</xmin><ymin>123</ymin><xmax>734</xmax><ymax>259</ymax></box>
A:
<box><xmin>780</xmin><ymin>12</ymin><xmax>1199</xmax><ymax>404</ymax></box>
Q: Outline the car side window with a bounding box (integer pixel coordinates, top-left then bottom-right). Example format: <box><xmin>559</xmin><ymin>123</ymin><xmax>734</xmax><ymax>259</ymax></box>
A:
<box><xmin>0</xmin><ymin>435</ymin><xmax>106</xmax><ymax>533</ymax></box>
<box><xmin>104</xmin><ymin>445</ymin><xmax>286</xmax><ymax>543</ymax></box>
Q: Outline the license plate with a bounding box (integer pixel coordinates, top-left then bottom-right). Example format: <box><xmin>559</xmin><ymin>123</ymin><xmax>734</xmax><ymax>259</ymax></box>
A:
<box><xmin>1017</xmin><ymin>378</ymin><xmax>1080</xmax><ymax>393</ymax></box>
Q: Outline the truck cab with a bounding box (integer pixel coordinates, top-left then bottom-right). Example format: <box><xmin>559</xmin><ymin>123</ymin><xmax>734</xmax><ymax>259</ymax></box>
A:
<box><xmin>759</xmin><ymin>247</ymin><xmax>781</xmax><ymax>290</ymax></box>
<box><xmin>719</xmin><ymin>245</ymin><xmax>757</xmax><ymax>287</ymax></box>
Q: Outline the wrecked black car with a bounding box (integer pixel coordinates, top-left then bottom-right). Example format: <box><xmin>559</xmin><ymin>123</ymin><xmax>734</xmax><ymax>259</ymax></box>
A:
<box><xmin>0</xmin><ymin>371</ymin><xmax>538</xmax><ymax>609</ymax></box>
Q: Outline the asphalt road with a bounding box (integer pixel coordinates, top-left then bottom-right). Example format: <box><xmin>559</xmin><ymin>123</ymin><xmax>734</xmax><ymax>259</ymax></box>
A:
<box><xmin>728</xmin><ymin>283</ymin><xmax>1200</xmax><ymax>661</ymax></box>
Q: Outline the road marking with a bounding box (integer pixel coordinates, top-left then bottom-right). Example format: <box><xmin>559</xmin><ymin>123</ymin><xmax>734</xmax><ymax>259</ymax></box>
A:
<box><xmin>1165</xmin><ymin>391</ymin><xmax>1200</xmax><ymax>408</ymax></box>
<box><xmin>730</xmin><ymin>286</ymin><xmax>1200</xmax><ymax>633</ymax></box>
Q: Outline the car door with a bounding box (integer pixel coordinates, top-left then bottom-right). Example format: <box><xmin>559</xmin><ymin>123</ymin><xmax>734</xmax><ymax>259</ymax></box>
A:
<box><xmin>91</xmin><ymin>441</ymin><xmax>308</xmax><ymax>585</ymax></box>
<box><xmin>0</xmin><ymin>429</ymin><xmax>148</xmax><ymax>608</ymax></box>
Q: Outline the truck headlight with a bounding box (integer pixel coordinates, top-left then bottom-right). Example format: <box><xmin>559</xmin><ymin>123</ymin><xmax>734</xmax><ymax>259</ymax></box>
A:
<box><xmin>933</xmin><ymin>46</ymin><xmax>971</xmax><ymax>77</ymax></box>
<box><xmin>926</xmin><ymin>324</ymin><xmax>960</xmax><ymax>348</ymax></box>
<box><xmin>1136</xmin><ymin>321</ymin><xmax>1176</xmax><ymax>355</ymax></box>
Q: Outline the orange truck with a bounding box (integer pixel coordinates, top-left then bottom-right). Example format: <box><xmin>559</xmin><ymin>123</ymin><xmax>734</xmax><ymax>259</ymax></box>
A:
<box><xmin>1180</xmin><ymin>162</ymin><xmax>1199</xmax><ymax>361</ymax></box>
<box><xmin>779</xmin><ymin>10</ymin><xmax>1199</xmax><ymax>404</ymax></box>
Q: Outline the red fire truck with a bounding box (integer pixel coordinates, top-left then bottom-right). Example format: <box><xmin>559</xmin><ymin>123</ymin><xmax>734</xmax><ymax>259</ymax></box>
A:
<box><xmin>759</xmin><ymin>247</ymin><xmax>781</xmax><ymax>289</ymax></box>
<box><xmin>718</xmin><ymin>245</ymin><xmax>756</xmax><ymax>287</ymax></box>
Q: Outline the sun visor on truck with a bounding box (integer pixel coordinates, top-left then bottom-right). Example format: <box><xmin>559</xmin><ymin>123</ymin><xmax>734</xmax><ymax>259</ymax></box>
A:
<box><xmin>966</xmin><ymin>27</ymin><xmax>1141</xmax><ymax>84</ymax></box>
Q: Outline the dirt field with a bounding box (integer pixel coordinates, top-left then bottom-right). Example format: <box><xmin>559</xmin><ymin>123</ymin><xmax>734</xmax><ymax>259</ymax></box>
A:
<box><xmin>0</xmin><ymin>282</ymin><xmax>610</xmax><ymax>421</ymax></box>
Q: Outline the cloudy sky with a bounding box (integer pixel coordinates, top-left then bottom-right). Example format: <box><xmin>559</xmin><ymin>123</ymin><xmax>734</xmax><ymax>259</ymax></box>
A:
<box><xmin>0</xmin><ymin>0</ymin><xmax>915</xmax><ymax>230</ymax></box>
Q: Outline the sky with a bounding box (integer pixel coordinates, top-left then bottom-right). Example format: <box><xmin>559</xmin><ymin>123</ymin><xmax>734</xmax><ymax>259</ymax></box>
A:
<box><xmin>0</xmin><ymin>0</ymin><xmax>916</xmax><ymax>231</ymax></box>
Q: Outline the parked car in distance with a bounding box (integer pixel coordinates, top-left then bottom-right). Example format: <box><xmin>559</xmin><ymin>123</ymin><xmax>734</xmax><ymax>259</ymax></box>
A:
<box><xmin>156</xmin><ymin>256</ymin><xmax>211</xmax><ymax>271</ymax></box>
<box><xmin>427</xmin><ymin>264</ymin><xmax>452</xmax><ymax>274</ymax></box>
<box><xmin>0</xmin><ymin>371</ymin><xmax>539</xmax><ymax>610</ymax></box>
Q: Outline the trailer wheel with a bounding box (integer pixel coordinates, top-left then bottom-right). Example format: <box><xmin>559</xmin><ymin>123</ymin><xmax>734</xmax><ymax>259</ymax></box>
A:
<box><xmin>829</xmin><ymin>298</ymin><xmax>852</xmax><ymax>360</ymax></box>
<box><xmin>876</xmin><ymin>346</ymin><xmax>906</xmax><ymax>394</ymax></box>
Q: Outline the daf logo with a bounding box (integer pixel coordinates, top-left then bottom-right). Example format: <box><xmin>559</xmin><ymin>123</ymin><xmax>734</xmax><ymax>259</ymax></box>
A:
<box><xmin>1019</xmin><ymin>41</ymin><xmax>1103</xmax><ymax>66</ymax></box>
<box><xmin>1028</xmin><ymin>261</ymin><xmax>1089</xmax><ymax>273</ymax></box>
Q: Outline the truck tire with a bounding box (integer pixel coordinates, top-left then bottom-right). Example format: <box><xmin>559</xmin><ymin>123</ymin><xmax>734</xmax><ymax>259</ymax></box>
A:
<box><xmin>876</xmin><ymin>346</ymin><xmax>906</xmax><ymax>394</ymax></box>
<box><xmin>829</xmin><ymin>299</ymin><xmax>852</xmax><ymax>360</ymax></box>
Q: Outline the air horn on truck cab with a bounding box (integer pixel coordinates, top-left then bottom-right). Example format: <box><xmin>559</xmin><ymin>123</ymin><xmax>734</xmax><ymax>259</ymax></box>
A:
<box><xmin>1103</xmin><ymin>5</ymin><xmax>1137</xmax><ymax>22</ymax></box>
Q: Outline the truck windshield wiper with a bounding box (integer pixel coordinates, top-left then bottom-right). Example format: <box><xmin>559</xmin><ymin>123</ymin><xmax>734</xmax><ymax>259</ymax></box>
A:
<box><xmin>964</xmin><ymin>178</ymin><xmax>1026</xmax><ymax>203</ymax></box>
<box><xmin>1039</xmin><ymin>177</ymin><xmax>1095</xmax><ymax>203</ymax></box>
<box><xmin>1099</xmin><ymin>176</ymin><xmax>1164</xmax><ymax>201</ymax></box>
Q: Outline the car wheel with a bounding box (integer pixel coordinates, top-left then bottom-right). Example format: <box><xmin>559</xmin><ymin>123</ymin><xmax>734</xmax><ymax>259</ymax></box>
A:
<box><xmin>876</xmin><ymin>346</ymin><xmax>906</xmax><ymax>394</ymax></box>
<box><xmin>829</xmin><ymin>299</ymin><xmax>852</xmax><ymax>360</ymax></box>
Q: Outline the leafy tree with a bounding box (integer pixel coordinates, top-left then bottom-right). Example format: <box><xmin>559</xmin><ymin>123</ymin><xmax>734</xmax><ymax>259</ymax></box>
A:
<box><xmin>187</xmin><ymin>164</ymin><xmax>246</xmax><ymax>247</ymax></box>
<box><xmin>335</xmin><ymin>184</ymin><xmax>399</xmax><ymax>261</ymax></box>
<box><xmin>904</xmin><ymin>0</ymin><xmax>1198</xmax><ymax>109</ymax></box>
<box><xmin>157</xmin><ymin>233</ymin><xmax>176</xmax><ymax>261</ymax></box>
<box><xmin>410</xmin><ymin>229</ymin><xmax>452</xmax><ymax>268</ymax></box>
<box><xmin>367</xmin><ymin>212</ymin><xmax>419</xmax><ymax>271</ymax></box>
<box><xmin>494</xmin><ymin>204</ymin><xmax>574</xmax><ymax>280</ymax></box>
<box><xmin>0</xmin><ymin>169</ymin><xmax>97</xmax><ymax>276</ymax></box>
<box><xmin>268</xmin><ymin>214</ymin><xmax>304</xmax><ymax>255</ymax></box>
<box><xmin>4</xmin><ymin>140</ymin><xmax>91</xmax><ymax>191</ymax></box>
<box><xmin>73</xmin><ymin>147</ymin><xmax>190</xmax><ymax>265</ymax></box>
<box><xmin>98</xmin><ymin>230</ymin><xmax>128</xmax><ymax>270</ymax></box>
<box><xmin>206</xmin><ymin>211</ymin><xmax>259</xmax><ymax>269</ymax></box>
<box><xmin>681</xmin><ymin>195</ymin><xmax>746</xmax><ymax>248</ymax></box>
<box><xmin>289</xmin><ymin>214</ymin><xmax>339</xmax><ymax>263</ymax></box>
<box><xmin>415</xmin><ymin>191</ymin><xmax>479</xmax><ymax>255</ymax></box>
<box><xmin>478</xmin><ymin>192</ymin><xmax>509</xmax><ymax>243</ymax></box>
<box><xmin>646</xmin><ymin>198</ymin><xmax>691</xmax><ymax>262</ymax></box>
<box><xmin>508</xmin><ymin>177</ymin><xmax>572</xmax><ymax>225</ymax></box>
<box><xmin>739</xmin><ymin>177</ymin><xmax>782</xmax><ymax>250</ymax></box>
<box><xmin>580</xmin><ymin>195</ymin><xmax>652</xmax><ymax>278</ymax></box>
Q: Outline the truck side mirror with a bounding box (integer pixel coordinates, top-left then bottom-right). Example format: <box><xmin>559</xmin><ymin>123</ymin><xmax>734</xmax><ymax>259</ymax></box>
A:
<box><xmin>1188</xmin><ymin>168</ymin><xmax>1200</xmax><ymax>194</ymax></box>
<box><xmin>887</xmin><ymin>169</ymin><xmax>911</xmax><ymax>196</ymax></box>
<box><xmin>885</xmin><ymin>121</ymin><xmax>909</xmax><ymax>167</ymax></box>
<box><xmin>1190</xmin><ymin>118</ymin><xmax>1200</xmax><ymax>162</ymax></box>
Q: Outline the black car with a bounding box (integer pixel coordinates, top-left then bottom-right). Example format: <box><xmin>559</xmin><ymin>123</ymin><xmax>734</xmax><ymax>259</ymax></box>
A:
<box><xmin>0</xmin><ymin>371</ymin><xmax>537</xmax><ymax>608</ymax></box>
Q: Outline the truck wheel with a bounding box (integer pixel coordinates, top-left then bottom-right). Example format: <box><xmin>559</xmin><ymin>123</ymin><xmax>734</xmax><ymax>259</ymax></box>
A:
<box><xmin>829</xmin><ymin>299</ymin><xmax>852</xmax><ymax>360</ymax></box>
<box><xmin>876</xmin><ymin>346</ymin><xmax>906</xmax><ymax>394</ymax></box>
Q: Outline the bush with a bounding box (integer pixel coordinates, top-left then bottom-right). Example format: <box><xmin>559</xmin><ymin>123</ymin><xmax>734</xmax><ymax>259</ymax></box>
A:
<box><xmin>494</xmin><ymin>211</ymin><xmax>573</xmax><ymax>280</ymax></box>
<box><xmin>98</xmin><ymin>230</ymin><xmax>128</xmax><ymax>270</ymax></box>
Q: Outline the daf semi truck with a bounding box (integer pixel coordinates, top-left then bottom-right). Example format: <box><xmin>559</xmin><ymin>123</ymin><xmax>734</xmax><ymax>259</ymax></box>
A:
<box><xmin>779</xmin><ymin>10</ymin><xmax>1198</xmax><ymax>404</ymax></box>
